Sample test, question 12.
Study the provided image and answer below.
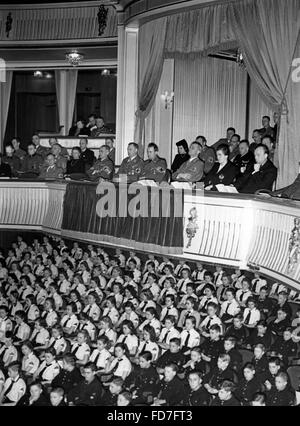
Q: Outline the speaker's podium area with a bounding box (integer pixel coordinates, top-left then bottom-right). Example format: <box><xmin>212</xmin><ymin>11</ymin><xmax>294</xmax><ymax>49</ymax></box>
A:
<box><xmin>0</xmin><ymin>0</ymin><xmax>299</xmax><ymax>409</ymax></box>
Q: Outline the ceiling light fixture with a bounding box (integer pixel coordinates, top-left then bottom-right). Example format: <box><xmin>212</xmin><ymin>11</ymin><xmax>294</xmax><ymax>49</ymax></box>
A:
<box><xmin>66</xmin><ymin>50</ymin><xmax>84</xmax><ymax>67</ymax></box>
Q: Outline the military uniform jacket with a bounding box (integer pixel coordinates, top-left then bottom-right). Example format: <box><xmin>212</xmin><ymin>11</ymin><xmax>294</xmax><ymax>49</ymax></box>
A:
<box><xmin>210</xmin><ymin>395</ymin><xmax>241</xmax><ymax>406</ymax></box>
<box><xmin>159</xmin><ymin>376</ymin><xmax>185</xmax><ymax>406</ymax></box>
<box><xmin>184</xmin><ymin>386</ymin><xmax>210</xmax><ymax>406</ymax></box>
<box><xmin>36</xmin><ymin>145</ymin><xmax>49</xmax><ymax>160</ymax></box>
<box><xmin>51</xmin><ymin>367</ymin><xmax>83</xmax><ymax>394</ymax></box>
<box><xmin>117</xmin><ymin>155</ymin><xmax>144</xmax><ymax>183</ymax></box>
<box><xmin>268</xmin><ymin>387</ymin><xmax>295</xmax><ymax>406</ymax></box>
<box><xmin>2</xmin><ymin>155</ymin><xmax>21</xmax><ymax>176</ymax></box>
<box><xmin>80</xmin><ymin>148</ymin><xmax>95</xmax><ymax>167</ymax></box>
<box><xmin>172</xmin><ymin>157</ymin><xmax>204</xmax><ymax>182</ymax></box>
<box><xmin>39</xmin><ymin>165</ymin><xmax>64</xmax><ymax>180</ymax></box>
<box><xmin>87</xmin><ymin>157</ymin><xmax>114</xmax><ymax>181</ymax></box>
<box><xmin>67</xmin><ymin>377</ymin><xmax>104</xmax><ymax>406</ymax></box>
<box><xmin>200</xmin><ymin>146</ymin><xmax>216</xmax><ymax>175</ymax></box>
<box><xmin>21</xmin><ymin>154</ymin><xmax>43</xmax><ymax>173</ymax></box>
<box><xmin>140</xmin><ymin>156</ymin><xmax>167</xmax><ymax>183</ymax></box>
<box><xmin>128</xmin><ymin>365</ymin><xmax>160</xmax><ymax>395</ymax></box>
<box><xmin>235</xmin><ymin>377</ymin><xmax>261</xmax><ymax>404</ymax></box>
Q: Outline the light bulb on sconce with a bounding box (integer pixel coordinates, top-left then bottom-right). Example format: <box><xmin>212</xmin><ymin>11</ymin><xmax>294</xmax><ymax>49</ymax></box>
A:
<box><xmin>161</xmin><ymin>91</ymin><xmax>174</xmax><ymax>109</ymax></box>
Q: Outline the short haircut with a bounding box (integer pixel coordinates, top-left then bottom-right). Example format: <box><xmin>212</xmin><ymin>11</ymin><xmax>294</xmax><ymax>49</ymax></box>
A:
<box><xmin>220</xmin><ymin>380</ymin><xmax>235</xmax><ymax>392</ymax></box>
<box><xmin>276</xmin><ymin>372</ymin><xmax>288</xmax><ymax>383</ymax></box>
<box><xmin>165</xmin><ymin>363</ymin><xmax>178</xmax><ymax>373</ymax></box>
<box><xmin>191</xmin><ymin>141</ymin><xmax>202</xmax><ymax>150</ymax></box>
<box><xmin>231</xmin><ymin>134</ymin><xmax>241</xmax><ymax>141</ymax></box>
<box><xmin>111</xmin><ymin>377</ymin><xmax>124</xmax><ymax>387</ymax></box>
<box><xmin>148</xmin><ymin>143</ymin><xmax>158</xmax><ymax>152</ymax></box>
<box><xmin>218</xmin><ymin>353</ymin><xmax>231</xmax><ymax>363</ymax></box>
<box><xmin>63</xmin><ymin>354</ymin><xmax>76</xmax><ymax>366</ymax></box>
<box><xmin>262</xmin><ymin>116</ymin><xmax>270</xmax><ymax>121</ymax></box>
<box><xmin>227</xmin><ymin>127</ymin><xmax>236</xmax><ymax>133</ymax></box>
<box><xmin>216</xmin><ymin>144</ymin><xmax>229</xmax><ymax>157</ymax></box>
<box><xmin>255</xmin><ymin>144</ymin><xmax>269</xmax><ymax>156</ymax></box>
<box><xmin>84</xmin><ymin>362</ymin><xmax>96</xmax><ymax>372</ymax></box>
<box><xmin>240</xmin><ymin>139</ymin><xmax>250</xmax><ymax>147</ymax></box>
<box><xmin>51</xmin><ymin>387</ymin><xmax>64</xmax><ymax>397</ymax></box>
<box><xmin>128</xmin><ymin>142</ymin><xmax>139</xmax><ymax>150</ymax></box>
<box><xmin>252</xmin><ymin>392</ymin><xmax>266</xmax><ymax>404</ymax></box>
<box><xmin>210</xmin><ymin>324</ymin><xmax>221</xmax><ymax>333</ymax></box>
<box><xmin>244</xmin><ymin>362</ymin><xmax>255</xmax><ymax>371</ymax></box>
<box><xmin>169</xmin><ymin>337</ymin><xmax>180</xmax><ymax>346</ymax></box>
<box><xmin>139</xmin><ymin>351</ymin><xmax>152</xmax><ymax>362</ymax></box>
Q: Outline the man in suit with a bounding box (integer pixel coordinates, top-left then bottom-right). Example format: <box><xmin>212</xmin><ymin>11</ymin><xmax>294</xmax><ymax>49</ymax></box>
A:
<box><xmin>32</xmin><ymin>134</ymin><xmax>49</xmax><ymax>160</ymax></box>
<box><xmin>139</xmin><ymin>143</ymin><xmax>167</xmax><ymax>183</ymax></box>
<box><xmin>79</xmin><ymin>138</ymin><xmax>95</xmax><ymax>168</ymax></box>
<box><xmin>235</xmin><ymin>144</ymin><xmax>277</xmax><ymax>194</ymax></box>
<box><xmin>212</xmin><ymin>127</ymin><xmax>236</xmax><ymax>150</ymax></box>
<box><xmin>106</xmin><ymin>138</ymin><xmax>115</xmax><ymax>164</ymax></box>
<box><xmin>172</xmin><ymin>141</ymin><xmax>204</xmax><ymax>183</ymax></box>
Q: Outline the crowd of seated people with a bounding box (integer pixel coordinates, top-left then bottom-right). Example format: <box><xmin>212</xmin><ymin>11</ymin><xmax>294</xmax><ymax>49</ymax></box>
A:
<box><xmin>0</xmin><ymin>235</ymin><xmax>299</xmax><ymax>406</ymax></box>
<box><xmin>0</xmin><ymin>113</ymin><xmax>280</xmax><ymax>194</ymax></box>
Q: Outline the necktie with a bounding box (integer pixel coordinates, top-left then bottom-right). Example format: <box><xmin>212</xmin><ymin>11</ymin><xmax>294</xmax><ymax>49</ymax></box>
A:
<box><xmin>62</xmin><ymin>317</ymin><xmax>70</xmax><ymax>328</ymax></box>
<box><xmin>162</xmin><ymin>330</ymin><xmax>170</xmax><ymax>343</ymax></box>
<box><xmin>112</xmin><ymin>359</ymin><xmax>122</xmax><ymax>373</ymax></box>
<box><xmin>214</xmin><ymin>273</ymin><xmax>221</xmax><ymax>284</ymax></box>
<box><xmin>184</xmin><ymin>331</ymin><xmax>190</xmax><ymax>347</ymax></box>
<box><xmin>225</xmin><ymin>302</ymin><xmax>231</xmax><ymax>314</ymax></box>
<box><xmin>3</xmin><ymin>379</ymin><xmax>16</xmax><ymax>397</ymax></box>
<box><xmin>86</xmin><ymin>305</ymin><xmax>92</xmax><ymax>316</ymax></box>
<box><xmin>39</xmin><ymin>364</ymin><xmax>49</xmax><ymax>379</ymax></box>
<box><xmin>206</xmin><ymin>318</ymin><xmax>212</xmax><ymax>330</ymax></box>
<box><xmin>94</xmin><ymin>352</ymin><xmax>101</xmax><ymax>366</ymax></box>
<box><xmin>71</xmin><ymin>344</ymin><xmax>81</xmax><ymax>356</ymax></box>
<box><xmin>121</xmin><ymin>335</ymin><xmax>127</xmax><ymax>344</ymax></box>
<box><xmin>140</xmin><ymin>341</ymin><xmax>147</xmax><ymax>353</ymax></box>
<box><xmin>162</xmin><ymin>308</ymin><xmax>170</xmax><ymax>323</ymax></box>
<box><xmin>244</xmin><ymin>310</ymin><xmax>252</xmax><ymax>325</ymax></box>
<box><xmin>253</xmin><ymin>279</ymin><xmax>259</xmax><ymax>293</ymax></box>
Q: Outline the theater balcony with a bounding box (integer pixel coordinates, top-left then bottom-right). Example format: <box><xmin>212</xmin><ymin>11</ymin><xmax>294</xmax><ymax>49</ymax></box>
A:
<box><xmin>0</xmin><ymin>180</ymin><xmax>300</xmax><ymax>292</ymax></box>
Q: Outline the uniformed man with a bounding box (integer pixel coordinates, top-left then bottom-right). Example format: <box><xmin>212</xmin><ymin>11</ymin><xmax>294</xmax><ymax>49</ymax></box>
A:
<box><xmin>49</xmin><ymin>137</ymin><xmax>68</xmax><ymax>158</ymax></box>
<box><xmin>172</xmin><ymin>141</ymin><xmax>204</xmax><ymax>183</ymax></box>
<box><xmin>67</xmin><ymin>362</ymin><xmax>104</xmax><ymax>406</ymax></box>
<box><xmin>106</xmin><ymin>138</ymin><xmax>115</xmax><ymax>164</ymax></box>
<box><xmin>258</xmin><ymin>115</ymin><xmax>275</xmax><ymax>140</ymax></box>
<box><xmin>115</xmin><ymin>142</ymin><xmax>144</xmax><ymax>183</ymax></box>
<box><xmin>195</xmin><ymin>136</ymin><xmax>216</xmax><ymax>175</ymax></box>
<box><xmin>212</xmin><ymin>127</ymin><xmax>236</xmax><ymax>150</ymax></box>
<box><xmin>32</xmin><ymin>134</ymin><xmax>49</xmax><ymax>160</ymax></box>
<box><xmin>152</xmin><ymin>364</ymin><xmax>185</xmax><ymax>406</ymax></box>
<box><xmin>20</xmin><ymin>143</ymin><xmax>43</xmax><ymax>177</ymax></box>
<box><xmin>228</xmin><ymin>134</ymin><xmax>241</xmax><ymax>161</ymax></box>
<box><xmin>86</xmin><ymin>145</ymin><xmax>114</xmax><ymax>182</ymax></box>
<box><xmin>139</xmin><ymin>143</ymin><xmax>167</xmax><ymax>183</ymax></box>
<box><xmin>51</xmin><ymin>143</ymin><xmax>67</xmax><ymax>172</ymax></box>
<box><xmin>267</xmin><ymin>373</ymin><xmax>295</xmax><ymax>406</ymax></box>
<box><xmin>126</xmin><ymin>351</ymin><xmax>160</xmax><ymax>405</ymax></box>
<box><xmin>39</xmin><ymin>153</ymin><xmax>64</xmax><ymax>180</ymax></box>
<box><xmin>91</xmin><ymin>116</ymin><xmax>112</xmax><ymax>137</ymax></box>
<box><xmin>184</xmin><ymin>371</ymin><xmax>210</xmax><ymax>406</ymax></box>
<box><xmin>233</xmin><ymin>140</ymin><xmax>255</xmax><ymax>177</ymax></box>
<box><xmin>51</xmin><ymin>354</ymin><xmax>83</xmax><ymax>394</ymax></box>
<box><xmin>11</xmin><ymin>137</ymin><xmax>26</xmax><ymax>161</ymax></box>
<box><xmin>210</xmin><ymin>380</ymin><xmax>241</xmax><ymax>406</ymax></box>
<box><xmin>0</xmin><ymin>153</ymin><xmax>12</xmax><ymax>178</ymax></box>
<box><xmin>2</xmin><ymin>145</ymin><xmax>21</xmax><ymax>177</ymax></box>
<box><xmin>80</xmin><ymin>138</ymin><xmax>95</xmax><ymax>168</ymax></box>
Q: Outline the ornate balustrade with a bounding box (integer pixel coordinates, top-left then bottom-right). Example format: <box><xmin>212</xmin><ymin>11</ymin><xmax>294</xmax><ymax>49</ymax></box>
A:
<box><xmin>0</xmin><ymin>181</ymin><xmax>299</xmax><ymax>290</ymax></box>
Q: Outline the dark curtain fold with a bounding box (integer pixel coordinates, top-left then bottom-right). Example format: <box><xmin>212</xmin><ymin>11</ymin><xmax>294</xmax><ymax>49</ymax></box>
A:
<box><xmin>62</xmin><ymin>182</ymin><xmax>183</xmax><ymax>253</ymax></box>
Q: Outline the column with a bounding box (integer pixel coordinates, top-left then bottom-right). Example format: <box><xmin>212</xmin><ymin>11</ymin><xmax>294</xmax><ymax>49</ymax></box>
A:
<box><xmin>115</xmin><ymin>24</ymin><xmax>139</xmax><ymax>165</ymax></box>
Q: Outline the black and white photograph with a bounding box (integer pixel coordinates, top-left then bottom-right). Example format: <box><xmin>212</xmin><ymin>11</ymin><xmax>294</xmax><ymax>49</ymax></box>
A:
<box><xmin>0</xmin><ymin>0</ymin><xmax>299</xmax><ymax>413</ymax></box>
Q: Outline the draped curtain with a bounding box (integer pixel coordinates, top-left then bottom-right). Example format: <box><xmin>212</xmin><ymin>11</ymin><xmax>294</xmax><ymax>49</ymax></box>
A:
<box><xmin>0</xmin><ymin>71</ymin><xmax>13</xmax><ymax>146</ymax></box>
<box><xmin>172</xmin><ymin>56</ymin><xmax>247</xmax><ymax>155</ymax></box>
<box><xmin>134</xmin><ymin>17</ymin><xmax>167</xmax><ymax>153</ymax></box>
<box><xmin>230</xmin><ymin>0</ymin><xmax>300</xmax><ymax>187</ymax></box>
<box><xmin>248</xmin><ymin>80</ymin><xmax>274</xmax><ymax>138</ymax></box>
<box><xmin>55</xmin><ymin>69</ymin><xmax>78</xmax><ymax>136</ymax></box>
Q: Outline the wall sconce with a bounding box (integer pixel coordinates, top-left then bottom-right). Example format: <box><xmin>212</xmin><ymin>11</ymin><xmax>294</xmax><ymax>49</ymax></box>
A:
<box><xmin>101</xmin><ymin>69</ymin><xmax>111</xmax><ymax>76</ymax></box>
<box><xmin>66</xmin><ymin>50</ymin><xmax>84</xmax><ymax>67</ymax></box>
<box><xmin>33</xmin><ymin>70</ymin><xmax>43</xmax><ymax>78</ymax></box>
<box><xmin>161</xmin><ymin>91</ymin><xmax>174</xmax><ymax>109</ymax></box>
